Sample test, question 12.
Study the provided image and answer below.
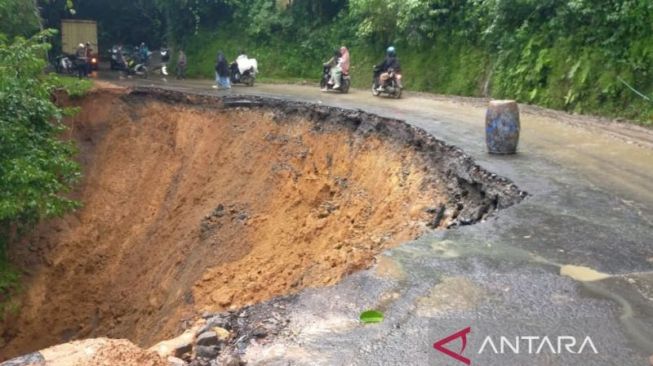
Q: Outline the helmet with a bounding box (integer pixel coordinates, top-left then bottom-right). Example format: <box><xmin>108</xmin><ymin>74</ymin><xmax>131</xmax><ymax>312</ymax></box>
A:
<box><xmin>79</xmin><ymin>43</ymin><xmax>84</xmax><ymax>48</ymax></box>
<box><xmin>386</xmin><ymin>46</ymin><xmax>396</xmax><ymax>56</ymax></box>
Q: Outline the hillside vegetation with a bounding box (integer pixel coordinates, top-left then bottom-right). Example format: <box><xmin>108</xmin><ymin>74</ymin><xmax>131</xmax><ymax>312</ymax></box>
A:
<box><xmin>155</xmin><ymin>0</ymin><xmax>653</xmax><ymax>125</ymax></box>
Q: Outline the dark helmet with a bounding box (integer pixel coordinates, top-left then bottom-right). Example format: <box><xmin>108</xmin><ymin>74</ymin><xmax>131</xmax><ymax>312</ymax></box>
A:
<box><xmin>386</xmin><ymin>46</ymin><xmax>396</xmax><ymax>57</ymax></box>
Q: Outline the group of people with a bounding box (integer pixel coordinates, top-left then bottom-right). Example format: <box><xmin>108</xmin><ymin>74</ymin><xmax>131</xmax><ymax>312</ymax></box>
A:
<box><xmin>74</xmin><ymin>42</ymin><xmax>94</xmax><ymax>78</ymax></box>
<box><xmin>106</xmin><ymin>43</ymin><xmax>401</xmax><ymax>90</ymax></box>
<box><xmin>110</xmin><ymin>42</ymin><xmax>188</xmax><ymax>79</ymax></box>
<box><xmin>322</xmin><ymin>45</ymin><xmax>402</xmax><ymax>91</ymax></box>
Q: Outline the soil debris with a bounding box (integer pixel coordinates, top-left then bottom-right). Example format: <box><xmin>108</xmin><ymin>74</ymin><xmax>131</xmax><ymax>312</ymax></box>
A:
<box><xmin>1</xmin><ymin>88</ymin><xmax>525</xmax><ymax>360</ymax></box>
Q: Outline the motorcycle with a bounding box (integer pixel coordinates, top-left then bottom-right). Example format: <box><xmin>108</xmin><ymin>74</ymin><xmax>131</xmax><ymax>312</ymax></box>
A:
<box><xmin>54</xmin><ymin>55</ymin><xmax>74</xmax><ymax>74</ymax></box>
<box><xmin>123</xmin><ymin>56</ymin><xmax>148</xmax><ymax>78</ymax></box>
<box><xmin>320</xmin><ymin>65</ymin><xmax>351</xmax><ymax>93</ymax></box>
<box><xmin>110</xmin><ymin>46</ymin><xmax>122</xmax><ymax>70</ymax></box>
<box><xmin>229</xmin><ymin>57</ymin><xmax>257</xmax><ymax>86</ymax></box>
<box><xmin>159</xmin><ymin>48</ymin><xmax>169</xmax><ymax>76</ymax></box>
<box><xmin>372</xmin><ymin>65</ymin><xmax>402</xmax><ymax>99</ymax></box>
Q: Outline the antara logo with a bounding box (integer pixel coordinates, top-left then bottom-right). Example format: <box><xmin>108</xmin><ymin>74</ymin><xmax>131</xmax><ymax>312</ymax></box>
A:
<box><xmin>433</xmin><ymin>327</ymin><xmax>472</xmax><ymax>365</ymax></box>
<box><xmin>434</xmin><ymin>327</ymin><xmax>598</xmax><ymax>365</ymax></box>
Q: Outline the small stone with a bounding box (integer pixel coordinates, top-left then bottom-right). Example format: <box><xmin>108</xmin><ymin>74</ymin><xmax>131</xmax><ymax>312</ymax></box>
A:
<box><xmin>206</xmin><ymin>315</ymin><xmax>230</xmax><ymax>329</ymax></box>
<box><xmin>195</xmin><ymin>345</ymin><xmax>220</xmax><ymax>359</ymax></box>
<box><xmin>167</xmin><ymin>356</ymin><xmax>186</xmax><ymax>366</ymax></box>
<box><xmin>252</xmin><ymin>327</ymin><xmax>267</xmax><ymax>338</ymax></box>
<box><xmin>213</xmin><ymin>327</ymin><xmax>231</xmax><ymax>341</ymax></box>
<box><xmin>196</xmin><ymin>331</ymin><xmax>219</xmax><ymax>347</ymax></box>
<box><xmin>150</xmin><ymin>330</ymin><xmax>194</xmax><ymax>358</ymax></box>
<box><xmin>1</xmin><ymin>352</ymin><xmax>45</xmax><ymax>366</ymax></box>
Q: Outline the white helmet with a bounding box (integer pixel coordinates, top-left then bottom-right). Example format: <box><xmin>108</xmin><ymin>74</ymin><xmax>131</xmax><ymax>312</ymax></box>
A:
<box><xmin>79</xmin><ymin>43</ymin><xmax>84</xmax><ymax>48</ymax></box>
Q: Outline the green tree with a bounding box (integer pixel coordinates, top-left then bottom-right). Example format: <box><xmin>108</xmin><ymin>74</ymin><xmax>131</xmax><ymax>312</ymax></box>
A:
<box><xmin>0</xmin><ymin>0</ymin><xmax>41</xmax><ymax>38</ymax></box>
<box><xmin>0</xmin><ymin>30</ymin><xmax>86</xmax><ymax>305</ymax></box>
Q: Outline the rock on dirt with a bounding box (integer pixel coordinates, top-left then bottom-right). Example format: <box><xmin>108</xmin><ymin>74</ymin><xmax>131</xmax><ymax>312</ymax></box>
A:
<box><xmin>0</xmin><ymin>338</ymin><xmax>167</xmax><ymax>366</ymax></box>
<box><xmin>196</xmin><ymin>331</ymin><xmax>220</xmax><ymax>347</ymax></box>
<box><xmin>149</xmin><ymin>328</ymin><xmax>196</xmax><ymax>359</ymax></box>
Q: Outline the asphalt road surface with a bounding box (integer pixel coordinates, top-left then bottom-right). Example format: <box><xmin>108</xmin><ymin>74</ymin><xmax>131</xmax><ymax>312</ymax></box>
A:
<box><xmin>103</xmin><ymin>71</ymin><xmax>653</xmax><ymax>366</ymax></box>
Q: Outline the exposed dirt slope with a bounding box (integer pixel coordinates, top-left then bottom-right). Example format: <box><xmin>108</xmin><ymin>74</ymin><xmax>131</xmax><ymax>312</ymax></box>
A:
<box><xmin>2</xmin><ymin>88</ymin><xmax>499</xmax><ymax>359</ymax></box>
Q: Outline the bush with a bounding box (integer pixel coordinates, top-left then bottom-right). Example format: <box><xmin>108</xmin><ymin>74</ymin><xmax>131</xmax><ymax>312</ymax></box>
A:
<box><xmin>0</xmin><ymin>29</ymin><xmax>88</xmax><ymax>310</ymax></box>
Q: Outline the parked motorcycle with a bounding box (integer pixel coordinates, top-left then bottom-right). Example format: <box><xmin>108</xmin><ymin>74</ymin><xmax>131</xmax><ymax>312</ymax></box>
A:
<box><xmin>320</xmin><ymin>65</ymin><xmax>351</xmax><ymax>93</ymax></box>
<box><xmin>372</xmin><ymin>65</ymin><xmax>402</xmax><ymax>99</ymax></box>
<box><xmin>229</xmin><ymin>56</ymin><xmax>257</xmax><ymax>86</ymax></box>
<box><xmin>54</xmin><ymin>55</ymin><xmax>74</xmax><ymax>74</ymax></box>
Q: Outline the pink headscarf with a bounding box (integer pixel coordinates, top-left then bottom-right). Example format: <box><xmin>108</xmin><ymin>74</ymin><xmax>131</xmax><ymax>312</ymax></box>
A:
<box><xmin>340</xmin><ymin>46</ymin><xmax>350</xmax><ymax>75</ymax></box>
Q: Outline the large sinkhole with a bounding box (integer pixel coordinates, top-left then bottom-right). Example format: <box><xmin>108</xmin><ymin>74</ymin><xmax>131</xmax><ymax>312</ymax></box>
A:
<box><xmin>1</xmin><ymin>88</ymin><xmax>524</xmax><ymax>358</ymax></box>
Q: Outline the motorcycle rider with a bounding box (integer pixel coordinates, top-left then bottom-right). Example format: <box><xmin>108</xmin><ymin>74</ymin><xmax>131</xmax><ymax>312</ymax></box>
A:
<box><xmin>322</xmin><ymin>49</ymin><xmax>342</xmax><ymax>91</ymax></box>
<box><xmin>376</xmin><ymin>46</ymin><xmax>402</xmax><ymax>91</ymax></box>
<box><xmin>160</xmin><ymin>45</ymin><xmax>170</xmax><ymax>63</ymax></box>
<box><xmin>85</xmin><ymin>42</ymin><xmax>93</xmax><ymax>74</ymax></box>
<box><xmin>231</xmin><ymin>50</ymin><xmax>248</xmax><ymax>80</ymax></box>
<box><xmin>338</xmin><ymin>46</ymin><xmax>350</xmax><ymax>87</ymax></box>
<box><xmin>116</xmin><ymin>45</ymin><xmax>127</xmax><ymax>70</ymax></box>
<box><xmin>75</xmin><ymin>43</ymin><xmax>88</xmax><ymax>78</ymax></box>
<box><xmin>139</xmin><ymin>42</ymin><xmax>150</xmax><ymax>64</ymax></box>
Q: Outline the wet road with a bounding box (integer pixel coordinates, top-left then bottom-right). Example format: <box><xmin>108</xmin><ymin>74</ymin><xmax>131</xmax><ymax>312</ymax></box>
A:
<box><xmin>106</xmin><ymin>74</ymin><xmax>653</xmax><ymax>365</ymax></box>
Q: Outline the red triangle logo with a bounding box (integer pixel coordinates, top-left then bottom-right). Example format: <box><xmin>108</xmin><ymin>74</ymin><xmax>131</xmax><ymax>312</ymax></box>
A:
<box><xmin>433</xmin><ymin>327</ymin><xmax>472</xmax><ymax>365</ymax></box>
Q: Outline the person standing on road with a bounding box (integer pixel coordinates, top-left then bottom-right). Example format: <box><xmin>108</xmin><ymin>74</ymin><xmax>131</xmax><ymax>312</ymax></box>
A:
<box><xmin>176</xmin><ymin>50</ymin><xmax>187</xmax><ymax>79</ymax></box>
<box><xmin>85</xmin><ymin>42</ymin><xmax>93</xmax><ymax>75</ymax></box>
<box><xmin>213</xmin><ymin>51</ymin><xmax>231</xmax><ymax>89</ymax></box>
<box><xmin>75</xmin><ymin>43</ymin><xmax>88</xmax><ymax>78</ymax></box>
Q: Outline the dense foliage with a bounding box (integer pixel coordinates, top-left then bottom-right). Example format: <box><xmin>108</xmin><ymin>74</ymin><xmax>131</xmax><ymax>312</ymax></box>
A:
<box><xmin>0</xmin><ymin>0</ymin><xmax>42</xmax><ymax>38</ymax></box>
<box><xmin>0</xmin><ymin>26</ymin><xmax>89</xmax><ymax>310</ymax></box>
<box><xmin>147</xmin><ymin>0</ymin><xmax>653</xmax><ymax>124</ymax></box>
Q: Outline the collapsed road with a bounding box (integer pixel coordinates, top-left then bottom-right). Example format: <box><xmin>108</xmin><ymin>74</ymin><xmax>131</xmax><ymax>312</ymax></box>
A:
<box><xmin>1</xmin><ymin>78</ymin><xmax>653</xmax><ymax>366</ymax></box>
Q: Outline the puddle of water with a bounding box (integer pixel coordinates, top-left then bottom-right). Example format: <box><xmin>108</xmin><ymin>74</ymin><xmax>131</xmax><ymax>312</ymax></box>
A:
<box><xmin>429</xmin><ymin>240</ymin><xmax>462</xmax><ymax>258</ymax></box>
<box><xmin>560</xmin><ymin>265</ymin><xmax>611</xmax><ymax>282</ymax></box>
<box><xmin>415</xmin><ymin>277</ymin><xmax>487</xmax><ymax>317</ymax></box>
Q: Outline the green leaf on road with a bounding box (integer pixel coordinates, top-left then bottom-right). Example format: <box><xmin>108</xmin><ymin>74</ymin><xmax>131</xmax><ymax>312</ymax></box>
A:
<box><xmin>360</xmin><ymin>310</ymin><xmax>384</xmax><ymax>324</ymax></box>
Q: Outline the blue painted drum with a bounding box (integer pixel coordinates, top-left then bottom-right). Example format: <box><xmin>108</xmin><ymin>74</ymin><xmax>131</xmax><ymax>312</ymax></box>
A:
<box><xmin>485</xmin><ymin>100</ymin><xmax>520</xmax><ymax>154</ymax></box>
